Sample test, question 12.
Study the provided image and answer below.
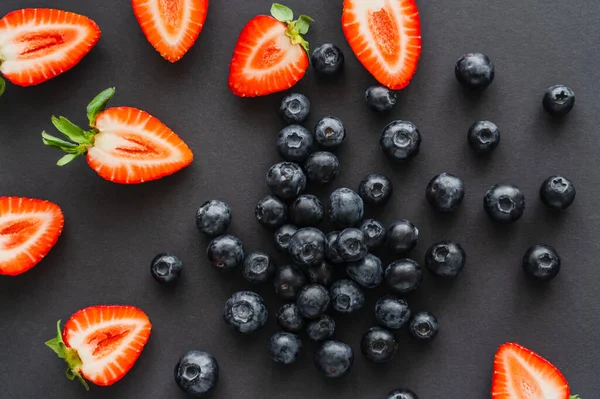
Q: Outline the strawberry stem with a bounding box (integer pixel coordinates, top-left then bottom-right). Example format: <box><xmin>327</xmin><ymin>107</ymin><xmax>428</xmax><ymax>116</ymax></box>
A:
<box><xmin>45</xmin><ymin>320</ymin><xmax>89</xmax><ymax>391</ymax></box>
<box><xmin>270</xmin><ymin>3</ymin><xmax>312</xmax><ymax>54</ymax></box>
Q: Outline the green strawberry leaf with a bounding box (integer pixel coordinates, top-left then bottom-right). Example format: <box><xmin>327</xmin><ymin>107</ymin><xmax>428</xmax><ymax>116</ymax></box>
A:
<box><xmin>42</xmin><ymin>132</ymin><xmax>78</xmax><ymax>151</ymax></box>
<box><xmin>271</xmin><ymin>3</ymin><xmax>293</xmax><ymax>22</ymax></box>
<box><xmin>294</xmin><ymin>15</ymin><xmax>313</xmax><ymax>35</ymax></box>
<box><xmin>0</xmin><ymin>77</ymin><xmax>5</xmax><ymax>97</ymax></box>
<box><xmin>51</xmin><ymin>116</ymin><xmax>89</xmax><ymax>144</ymax></box>
<box><xmin>87</xmin><ymin>87</ymin><xmax>115</xmax><ymax>126</ymax></box>
<box><xmin>45</xmin><ymin>320</ymin><xmax>66</xmax><ymax>358</ymax></box>
<box><xmin>46</xmin><ymin>320</ymin><xmax>88</xmax><ymax>390</ymax></box>
<box><xmin>570</xmin><ymin>395</ymin><xmax>581</xmax><ymax>399</ymax></box>
<box><xmin>56</xmin><ymin>153</ymin><xmax>80</xmax><ymax>166</ymax></box>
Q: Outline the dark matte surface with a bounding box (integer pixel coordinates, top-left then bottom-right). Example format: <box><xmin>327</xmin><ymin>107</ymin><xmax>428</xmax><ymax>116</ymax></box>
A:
<box><xmin>0</xmin><ymin>0</ymin><xmax>598</xmax><ymax>398</ymax></box>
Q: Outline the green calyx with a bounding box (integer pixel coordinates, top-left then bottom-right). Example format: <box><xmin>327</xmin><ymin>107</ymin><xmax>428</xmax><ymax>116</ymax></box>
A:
<box><xmin>41</xmin><ymin>87</ymin><xmax>115</xmax><ymax>166</ymax></box>
<box><xmin>0</xmin><ymin>77</ymin><xmax>5</xmax><ymax>97</ymax></box>
<box><xmin>270</xmin><ymin>3</ymin><xmax>313</xmax><ymax>54</ymax></box>
<box><xmin>570</xmin><ymin>395</ymin><xmax>581</xmax><ymax>399</ymax></box>
<box><xmin>45</xmin><ymin>320</ymin><xmax>89</xmax><ymax>391</ymax></box>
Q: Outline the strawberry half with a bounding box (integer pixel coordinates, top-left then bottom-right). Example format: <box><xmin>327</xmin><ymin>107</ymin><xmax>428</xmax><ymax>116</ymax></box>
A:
<box><xmin>132</xmin><ymin>0</ymin><xmax>209</xmax><ymax>62</ymax></box>
<box><xmin>46</xmin><ymin>305</ymin><xmax>152</xmax><ymax>389</ymax></box>
<box><xmin>41</xmin><ymin>88</ymin><xmax>194</xmax><ymax>184</ymax></box>
<box><xmin>342</xmin><ymin>0</ymin><xmax>421</xmax><ymax>90</ymax></box>
<box><xmin>0</xmin><ymin>8</ymin><xmax>100</xmax><ymax>93</ymax></box>
<box><xmin>228</xmin><ymin>3</ymin><xmax>312</xmax><ymax>97</ymax></box>
<box><xmin>492</xmin><ymin>342</ymin><xmax>581</xmax><ymax>399</ymax></box>
<box><xmin>0</xmin><ymin>197</ymin><xmax>63</xmax><ymax>276</ymax></box>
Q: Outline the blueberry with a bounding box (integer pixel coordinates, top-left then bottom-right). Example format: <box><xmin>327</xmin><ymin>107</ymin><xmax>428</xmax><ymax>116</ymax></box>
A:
<box><xmin>274</xmin><ymin>264</ymin><xmax>308</xmax><ymax>300</ymax></box>
<box><xmin>269</xmin><ymin>332</ymin><xmax>303</xmax><ymax>365</ymax></box>
<box><xmin>274</xmin><ymin>224</ymin><xmax>299</xmax><ymax>252</ymax></box>
<box><xmin>277</xmin><ymin>303</ymin><xmax>305</xmax><ymax>333</ymax></box>
<box><xmin>385</xmin><ymin>259</ymin><xmax>422</xmax><ymax>294</ymax></box>
<box><xmin>408</xmin><ymin>312</ymin><xmax>439</xmax><ymax>341</ymax></box>
<box><xmin>426</xmin><ymin>173</ymin><xmax>465</xmax><ymax>212</ymax></box>
<box><xmin>347</xmin><ymin>254</ymin><xmax>383</xmax><ymax>288</ymax></box>
<box><xmin>315</xmin><ymin>340</ymin><xmax>354</xmax><ymax>378</ymax></box>
<box><xmin>223</xmin><ymin>291</ymin><xmax>268</xmax><ymax>334</ymax></box>
<box><xmin>455</xmin><ymin>53</ymin><xmax>494</xmax><ymax>90</ymax></box>
<box><xmin>255</xmin><ymin>195</ymin><xmax>287</xmax><ymax>229</ymax></box>
<box><xmin>386</xmin><ymin>389</ymin><xmax>419</xmax><ymax>399</ymax></box>
<box><xmin>328</xmin><ymin>188</ymin><xmax>364</xmax><ymax>228</ymax></box>
<box><xmin>375</xmin><ymin>296</ymin><xmax>411</xmax><ymax>330</ymax></box>
<box><xmin>311</xmin><ymin>43</ymin><xmax>344</xmax><ymax>77</ymax></box>
<box><xmin>288</xmin><ymin>227</ymin><xmax>327</xmax><ymax>267</ymax></box>
<box><xmin>196</xmin><ymin>200</ymin><xmax>231</xmax><ymax>236</ymax></box>
<box><xmin>365</xmin><ymin>85</ymin><xmax>397</xmax><ymax>112</ymax></box>
<box><xmin>174</xmin><ymin>350</ymin><xmax>219</xmax><ymax>396</ymax></box>
<box><xmin>277</xmin><ymin>125</ymin><xmax>314</xmax><ymax>163</ymax></box>
<box><xmin>330</xmin><ymin>279</ymin><xmax>365</xmax><ymax>313</ymax></box>
<box><xmin>467</xmin><ymin>120</ymin><xmax>500</xmax><ymax>154</ymax></box>
<box><xmin>304</xmin><ymin>151</ymin><xmax>340</xmax><ymax>184</ymax></box>
<box><xmin>242</xmin><ymin>252</ymin><xmax>276</xmax><ymax>284</ymax></box>
<box><xmin>306</xmin><ymin>314</ymin><xmax>336</xmax><ymax>341</ymax></box>
<box><xmin>523</xmin><ymin>244</ymin><xmax>561</xmax><ymax>281</ymax></box>
<box><xmin>360</xmin><ymin>219</ymin><xmax>387</xmax><ymax>251</ymax></box>
<box><xmin>540</xmin><ymin>176</ymin><xmax>576</xmax><ymax>210</ymax></box>
<box><xmin>315</xmin><ymin>117</ymin><xmax>346</xmax><ymax>148</ymax></box>
<box><xmin>326</xmin><ymin>231</ymin><xmax>344</xmax><ymax>264</ymax></box>
<box><xmin>543</xmin><ymin>85</ymin><xmax>575</xmax><ymax>116</ymax></box>
<box><xmin>380</xmin><ymin>120</ymin><xmax>421</xmax><ymax>161</ymax></box>
<box><xmin>305</xmin><ymin>261</ymin><xmax>335</xmax><ymax>286</ymax></box>
<box><xmin>386</xmin><ymin>220</ymin><xmax>419</xmax><ymax>254</ymax></box>
<box><xmin>360</xmin><ymin>327</ymin><xmax>398</xmax><ymax>363</ymax></box>
<box><xmin>150</xmin><ymin>253</ymin><xmax>183</xmax><ymax>284</ymax></box>
<box><xmin>290</xmin><ymin>194</ymin><xmax>324</xmax><ymax>227</ymax></box>
<box><xmin>279</xmin><ymin>93</ymin><xmax>310</xmax><ymax>124</ymax></box>
<box><xmin>207</xmin><ymin>235</ymin><xmax>244</xmax><ymax>271</ymax></box>
<box><xmin>296</xmin><ymin>284</ymin><xmax>331</xmax><ymax>319</ymax></box>
<box><xmin>358</xmin><ymin>173</ymin><xmax>393</xmax><ymax>205</ymax></box>
<box><xmin>334</xmin><ymin>228</ymin><xmax>368</xmax><ymax>262</ymax></box>
<box><xmin>484</xmin><ymin>184</ymin><xmax>525</xmax><ymax>223</ymax></box>
<box><xmin>425</xmin><ymin>241</ymin><xmax>466</xmax><ymax>278</ymax></box>
<box><xmin>267</xmin><ymin>162</ymin><xmax>306</xmax><ymax>200</ymax></box>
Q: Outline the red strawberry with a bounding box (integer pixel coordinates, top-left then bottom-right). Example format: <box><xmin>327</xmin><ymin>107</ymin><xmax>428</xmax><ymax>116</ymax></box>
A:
<box><xmin>0</xmin><ymin>8</ymin><xmax>100</xmax><ymax>91</ymax></box>
<box><xmin>0</xmin><ymin>197</ymin><xmax>63</xmax><ymax>276</ymax></box>
<box><xmin>492</xmin><ymin>342</ymin><xmax>581</xmax><ymax>399</ymax></box>
<box><xmin>132</xmin><ymin>0</ymin><xmax>209</xmax><ymax>62</ymax></box>
<box><xmin>41</xmin><ymin>88</ymin><xmax>194</xmax><ymax>184</ymax></box>
<box><xmin>342</xmin><ymin>0</ymin><xmax>421</xmax><ymax>90</ymax></box>
<box><xmin>46</xmin><ymin>305</ymin><xmax>152</xmax><ymax>389</ymax></box>
<box><xmin>228</xmin><ymin>3</ymin><xmax>312</xmax><ymax>97</ymax></box>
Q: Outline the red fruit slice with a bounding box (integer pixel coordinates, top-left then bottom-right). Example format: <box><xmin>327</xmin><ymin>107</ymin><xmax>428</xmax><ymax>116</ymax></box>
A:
<box><xmin>0</xmin><ymin>197</ymin><xmax>64</xmax><ymax>276</ymax></box>
<box><xmin>132</xmin><ymin>0</ymin><xmax>209</xmax><ymax>62</ymax></box>
<box><xmin>342</xmin><ymin>0</ymin><xmax>421</xmax><ymax>90</ymax></box>
<box><xmin>0</xmin><ymin>8</ymin><xmax>100</xmax><ymax>86</ymax></box>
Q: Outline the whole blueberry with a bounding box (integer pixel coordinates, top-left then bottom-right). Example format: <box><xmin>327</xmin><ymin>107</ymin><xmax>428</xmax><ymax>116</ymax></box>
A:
<box><xmin>375</xmin><ymin>296</ymin><xmax>411</xmax><ymax>330</ymax></box>
<box><xmin>365</xmin><ymin>85</ymin><xmax>397</xmax><ymax>112</ymax></box>
<box><xmin>223</xmin><ymin>291</ymin><xmax>268</xmax><ymax>334</ymax></box>
<box><xmin>315</xmin><ymin>340</ymin><xmax>354</xmax><ymax>378</ymax></box>
<box><xmin>468</xmin><ymin>120</ymin><xmax>500</xmax><ymax>154</ymax></box>
<box><xmin>267</xmin><ymin>162</ymin><xmax>306</xmax><ymax>200</ymax></box>
<box><xmin>315</xmin><ymin>117</ymin><xmax>346</xmax><ymax>148</ymax></box>
<box><xmin>279</xmin><ymin>93</ymin><xmax>310</xmax><ymax>124</ymax></box>
<box><xmin>347</xmin><ymin>254</ymin><xmax>383</xmax><ymax>288</ymax></box>
<box><xmin>386</xmin><ymin>389</ymin><xmax>419</xmax><ymax>399</ymax></box>
<box><xmin>334</xmin><ymin>228</ymin><xmax>368</xmax><ymax>262</ymax></box>
<box><xmin>274</xmin><ymin>264</ymin><xmax>308</xmax><ymax>300</ymax></box>
<box><xmin>305</xmin><ymin>261</ymin><xmax>335</xmax><ymax>286</ymax></box>
<box><xmin>174</xmin><ymin>350</ymin><xmax>219</xmax><ymax>396</ymax></box>
<box><xmin>150</xmin><ymin>253</ymin><xmax>183</xmax><ymax>284</ymax></box>
<box><xmin>426</xmin><ymin>173</ymin><xmax>465</xmax><ymax>212</ymax></box>
<box><xmin>255</xmin><ymin>195</ymin><xmax>288</xmax><ymax>229</ymax></box>
<box><xmin>277</xmin><ymin>303</ymin><xmax>305</xmax><ymax>333</ymax></box>
<box><xmin>408</xmin><ymin>312</ymin><xmax>439</xmax><ymax>341</ymax></box>
<box><xmin>207</xmin><ymin>235</ymin><xmax>244</xmax><ymax>271</ymax></box>
<box><xmin>455</xmin><ymin>53</ymin><xmax>494</xmax><ymax>90</ymax></box>
<box><xmin>330</xmin><ymin>279</ymin><xmax>365</xmax><ymax>313</ymax></box>
<box><xmin>306</xmin><ymin>314</ymin><xmax>336</xmax><ymax>342</ymax></box>
<box><xmin>360</xmin><ymin>327</ymin><xmax>398</xmax><ymax>363</ymax></box>
<box><xmin>425</xmin><ymin>241</ymin><xmax>466</xmax><ymax>278</ymax></box>
<box><xmin>360</xmin><ymin>219</ymin><xmax>387</xmax><ymax>251</ymax></box>
<box><xmin>328</xmin><ymin>188</ymin><xmax>364</xmax><ymax>228</ymax></box>
<box><xmin>385</xmin><ymin>259</ymin><xmax>422</xmax><ymax>294</ymax></box>
<box><xmin>277</xmin><ymin>125</ymin><xmax>314</xmax><ymax>163</ymax></box>
<box><xmin>296</xmin><ymin>284</ymin><xmax>331</xmax><ymax>319</ymax></box>
<box><xmin>304</xmin><ymin>151</ymin><xmax>340</xmax><ymax>184</ymax></box>
<box><xmin>196</xmin><ymin>200</ymin><xmax>231</xmax><ymax>236</ymax></box>
<box><xmin>311</xmin><ymin>43</ymin><xmax>344</xmax><ymax>77</ymax></box>
<box><xmin>326</xmin><ymin>231</ymin><xmax>344</xmax><ymax>264</ymax></box>
<box><xmin>288</xmin><ymin>227</ymin><xmax>327</xmax><ymax>267</ymax></box>
<box><xmin>484</xmin><ymin>184</ymin><xmax>525</xmax><ymax>223</ymax></box>
<box><xmin>540</xmin><ymin>176</ymin><xmax>576</xmax><ymax>210</ymax></box>
<box><xmin>386</xmin><ymin>220</ymin><xmax>419</xmax><ymax>254</ymax></box>
<box><xmin>274</xmin><ymin>224</ymin><xmax>298</xmax><ymax>252</ymax></box>
<box><xmin>380</xmin><ymin>120</ymin><xmax>421</xmax><ymax>161</ymax></box>
<box><xmin>359</xmin><ymin>173</ymin><xmax>393</xmax><ymax>205</ymax></box>
<box><xmin>290</xmin><ymin>194</ymin><xmax>324</xmax><ymax>227</ymax></box>
<box><xmin>523</xmin><ymin>244</ymin><xmax>561</xmax><ymax>281</ymax></box>
<box><xmin>543</xmin><ymin>85</ymin><xmax>575</xmax><ymax>116</ymax></box>
<box><xmin>242</xmin><ymin>252</ymin><xmax>276</xmax><ymax>284</ymax></box>
<box><xmin>269</xmin><ymin>332</ymin><xmax>302</xmax><ymax>365</ymax></box>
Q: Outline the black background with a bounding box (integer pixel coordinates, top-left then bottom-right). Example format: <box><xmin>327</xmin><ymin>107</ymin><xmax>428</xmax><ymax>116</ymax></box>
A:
<box><xmin>0</xmin><ymin>0</ymin><xmax>598</xmax><ymax>398</ymax></box>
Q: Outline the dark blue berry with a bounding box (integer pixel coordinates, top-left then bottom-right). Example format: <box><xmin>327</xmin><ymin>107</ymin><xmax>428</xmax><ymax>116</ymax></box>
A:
<box><xmin>387</xmin><ymin>389</ymin><xmax>419</xmax><ymax>399</ymax></box>
<box><xmin>277</xmin><ymin>125</ymin><xmax>314</xmax><ymax>163</ymax></box>
<box><xmin>196</xmin><ymin>200</ymin><xmax>231</xmax><ymax>236</ymax></box>
<box><xmin>380</xmin><ymin>120</ymin><xmax>421</xmax><ymax>161</ymax></box>
<box><xmin>296</xmin><ymin>284</ymin><xmax>331</xmax><ymax>319</ymax></box>
<box><xmin>365</xmin><ymin>85</ymin><xmax>397</xmax><ymax>112</ymax></box>
<box><xmin>523</xmin><ymin>244</ymin><xmax>561</xmax><ymax>281</ymax></box>
<box><xmin>255</xmin><ymin>195</ymin><xmax>287</xmax><ymax>229</ymax></box>
<box><xmin>207</xmin><ymin>235</ymin><xmax>244</xmax><ymax>271</ymax></box>
<box><xmin>242</xmin><ymin>252</ymin><xmax>276</xmax><ymax>284</ymax></box>
<box><xmin>304</xmin><ymin>151</ymin><xmax>339</xmax><ymax>184</ymax></box>
<box><xmin>328</xmin><ymin>188</ymin><xmax>364</xmax><ymax>228</ymax></box>
<box><xmin>540</xmin><ymin>176</ymin><xmax>576</xmax><ymax>210</ymax></box>
<box><xmin>426</xmin><ymin>173</ymin><xmax>465</xmax><ymax>212</ymax></box>
<box><xmin>360</xmin><ymin>219</ymin><xmax>387</xmax><ymax>251</ymax></box>
<box><xmin>288</xmin><ymin>227</ymin><xmax>327</xmax><ymax>267</ymax></box>
<box><xmin>425</xmin><ymin>241</ymin><xmax>466</xmax><ymax>278</ymax></box>
<box><xmin>385</xmin><ymin>259</ymin><xmax>422</xmax><ymax>294</ymax></box>
<box><xmin>326</xmin><ymin>231</ymin><xmax>344</xmax><ymax>264</ymax></box>
<box><xmin>223</xmin><ymin>291</ymin><xmax>268</xmax><ymax>334</ymax></box>
<box><xmin>274</xmin><ymin>264</ymin><xmax>308</xmax><ymax>300</ymax></box>
<box><xmin>274</xmin><ymin>224</ymin><xmax>299</xmax><ymax>252</ymax></box>
<box><xmin>279</xmin><ymin>93</ymin><xmax>310</xmax><ymax>124</ymax></box>
<box><xmin>315</xmin><ymin>117</ymin><xmax>346</xmax><ymax>148</ymax></box>
<box><xmin>306</xmin><ymin>314</ymin><xmax>336</xmax><ymax>342</ymax></box>
<box><xmin>358</xmin><ymin>173</ymin><xmax>393</xmax><ymax>205</ymax></box>
<box><xmin>484</xmin><ymin>184</ymin><xmax>525</xmax><ymax>223</ymax></box>
<box><xmin>360</xmin><ymin>327</ymin><xmax>398</xmax><ymax>363</ymax></box>
<box><xmin>150</xmin><ymin>253</ymin><xmax>183</xmax><ymax>284</ymax></box>
<box><xmin>311</xmin><ymin>43</ymin><xmax>344</xmax><ymax>77</ymax></box>
<box><xmin>334</xmin><ymin>228</ymin><xmax>368</xmax><ymax>262</ymax></box>
<box><xmin>277</xmin><ymin>303</ymin><xmax>305</xmax><ymax>333</ymax></box>
<box><xmin>174</xmin><ymin>350</ymin><xmax>219</xmax><ymax>396</ymax></box>
<box><xmin>347</xmin><ymin>253</ymin><xmax>383</xmax><ymax>288</ymax></box>
<box><xmin>305</xmin><ymin>260</ymin><xmax>335</xmax><ymax>286</ymax></box>
<box><xmin>468</xmin><ymin>120</ymin><xmax>500</xmax><ymax>154</ymax></box>
<box><xmin>543</xmin><ymin>85</ymin><xmax>575</xmax><ymax>116</ymax></box>
<box><xmin>269</xmin><ymin>332</ymin><xmax>302</xmax><ymax>365</ymax></box>
<box><xmin>290</xmin><ymin>194</ymin><xmax>324</xmax><ymax>227</ymax></box>
<box><xmin>330</xmin><ymin>279</ymin><xmax>365</xmax><ymax>313</ymax></box>
<box><xmin>408</xmin><ymin>312</ymin><xmax>439</xmax><ymax>341</ymax></box>
<box><xmin>455</xmin><ymin>53</ymin><xmax>494</xmax><ymax>90</ymax></box>
<box><xmin>375</xmin><ymin>296</ymin><xmax>411</xmax><ymax>330</ymax></box>
<box><xmin>315</xmin><ymin>340</ymin><xmax>354</xmax><ymax>378</ymax></box>
<box><xmin>267</xmin><ymin>162</ymin><xmax>306</xmax><ymax>200</ymax></box>
<box><xmin>386</xmin><ymin>220</ymin><xmax>419</xmax><ymax>254</ymax></box>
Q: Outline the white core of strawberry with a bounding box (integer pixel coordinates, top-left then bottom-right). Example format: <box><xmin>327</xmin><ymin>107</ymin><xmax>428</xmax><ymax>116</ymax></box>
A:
<box><xmin>244</xmin><ymin>33</ymin><xmax>303</xmax><ymax>76</ymax></box>
<box><xmin>503</xmin><ymin>351</ymin><xmax>568</xmax><ymax>399</ymax></box>
<box><xmin>0</xmin><ymin>211</ymin><xmax>56</xmax><ymax>262</ymax></box>
<box><xmin>146</xmin><ymin>0</ymin><xmax>194</xmax><ymax>45</ymax></box>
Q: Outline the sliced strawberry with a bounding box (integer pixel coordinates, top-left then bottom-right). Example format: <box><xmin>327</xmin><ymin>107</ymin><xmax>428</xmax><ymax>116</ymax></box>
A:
<box><xmin>46</xmin><ymin>305</ymin><xmax>152</xmax><ymax>389</ymax></box>
<box><xmin>41</xmin><ymin>88</ymin><xmax>194</xmax><ymax>184</ymax></box>
<box><xmin>0</xmin><ymin>8</ymin><xmax>100</xmax><ymax>87</ymax></box>
<box><xmin>132</xmin><ymin>0</ymin><xmax>209</xmax><ymax>62</ymax></box>
<box><xmin>342</xmin><ymin>0</ymin><xmax>421</xmax><ymax>90</ymax></box>
<box><xmin>228</xmin><ymin>3</ymin><xmax>312</xmax><ymax>97</ymax></box>
<box><xmin>0</xmin><ymin>197</ymin><xmax>63</xmax><ymax>276</ymax></box>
